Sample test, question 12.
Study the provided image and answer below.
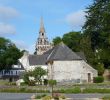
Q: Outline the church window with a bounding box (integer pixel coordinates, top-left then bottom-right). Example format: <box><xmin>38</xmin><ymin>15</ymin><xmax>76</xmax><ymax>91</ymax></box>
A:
<box><xmin>42</xmin><ymin>33</ymin><xmax>44</xmax><ymax>36</ymax></box>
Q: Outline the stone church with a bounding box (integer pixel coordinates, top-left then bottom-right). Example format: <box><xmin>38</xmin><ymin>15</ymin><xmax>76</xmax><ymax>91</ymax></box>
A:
<box><xmin>19</xmin><ymin>18</ymin><xmax>98</xmax><ymax>83</ymax></box>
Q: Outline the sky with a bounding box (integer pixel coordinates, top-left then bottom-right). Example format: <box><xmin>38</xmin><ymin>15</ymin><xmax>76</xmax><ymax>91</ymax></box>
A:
<box><xmin>0</xmin><ymin>0</ymin><xmax>93</xmax><ymax>54</ymax></box>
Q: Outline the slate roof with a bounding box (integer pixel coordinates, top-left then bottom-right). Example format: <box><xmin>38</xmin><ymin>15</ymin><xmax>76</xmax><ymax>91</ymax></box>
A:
<box><xmin>47</xmin><ymin>43</ymin><xmax>82</xmax><ymax>61</ymax></box>
<box><xmin>28</xmin><ymin>54</ymin><xmax>47</xmax><ymax>65</ymax></box>
<box><xmin>76</xmin><ymin>52</ymin><xmax>87</xmax><ymax>62</ymax></box>
<box><xmin>28</xmin><ymin>43</ymin><xmax>86</xmax><ymax>65</ymax></box>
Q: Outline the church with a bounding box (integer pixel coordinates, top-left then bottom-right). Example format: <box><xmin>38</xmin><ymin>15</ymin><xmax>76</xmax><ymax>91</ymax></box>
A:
<box><xmin>19</xmin><ymin>18</ymin><xmax>98</xmax><ymax>83</ymax></box>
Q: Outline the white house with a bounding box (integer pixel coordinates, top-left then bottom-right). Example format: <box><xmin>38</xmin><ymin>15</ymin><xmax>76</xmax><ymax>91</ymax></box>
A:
<box><xmin>0</xmin><ymin>64</ymin><xmax>24</xmax><ymax>81</ymax></box>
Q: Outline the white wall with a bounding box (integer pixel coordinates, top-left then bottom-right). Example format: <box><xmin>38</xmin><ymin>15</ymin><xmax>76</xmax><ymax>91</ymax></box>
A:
<box><xmin>48</xmin><ymin>60</ymin><xmax>98</xmax><ymax>83</ymax></box>
<box><xmin>25</xmin><ymin>65</ymin><xmax>47</xmax><ymax>71</ymax></box>
<box><xmin>19</xmin><ymin>52</ymin><xmax>29</xmax><ymax>70</ymax></box>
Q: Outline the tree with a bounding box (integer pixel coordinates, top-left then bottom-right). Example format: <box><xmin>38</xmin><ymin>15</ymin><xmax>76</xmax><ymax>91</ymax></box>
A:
<box><xmin>22</xmin><ymin>67</ymin><xmax>47</xmax><ymax>85</ymax></box>
<box><xmin>48</xmin><ymin>79</ymin><xmax>57</xmax><ymax>97</ymax></box>
<box><xmin>33</xmin><ymin>67</ymin><xmax>47</xmax><ymax>84</ymax></box>
<box><xmin>53</xmin><ymin>37</ymin><xmax>62</xmax><ymax>46</ymax></box>
<box><xmin>0</xmin><ymin>37</ymin><xmax>22</xmax><ymax>70</ymax></box>
<box><xmin>62</xmin><ymin>31</ymin><xmax>81</xmax><ymax>52</ymax></box>
<box><xmin>83</xmin><ymin>0</ymin><xmax>110</xmax><ymax>68</ymax></box>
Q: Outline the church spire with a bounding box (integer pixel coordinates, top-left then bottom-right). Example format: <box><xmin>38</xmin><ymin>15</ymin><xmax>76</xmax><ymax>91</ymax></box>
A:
<box><xmin>39</xmin><ymin>17</ymin><xmax>45</xmax><ymax>33</ymax></box>
<box><xmin>35</xmin><ymin>18</ymin><xmax>52</xmax><ymax>55</ymax></box>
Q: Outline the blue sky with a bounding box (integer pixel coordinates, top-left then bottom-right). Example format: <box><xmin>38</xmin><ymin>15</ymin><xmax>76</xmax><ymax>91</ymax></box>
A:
<box><xmin>0</xmin><ymin>0</ymin><xmax>93</xmax><ymax>53</ymax></box>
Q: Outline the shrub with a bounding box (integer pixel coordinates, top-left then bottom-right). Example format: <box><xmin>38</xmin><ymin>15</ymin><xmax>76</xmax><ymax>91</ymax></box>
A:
<box><xmin>35</xmin><ymin>94</ymin><xmax>47</xmax><ymax>99</ymax></box>
<box><xmin>35</xmin><ymin>95</ymin><xmax>42</xmax><ymax>99</ymax></box>
<box><xmin>44</xmin><ymin>79</ymin><xmax>48</xmax><ymax>85</ymax></box>
<box><xmin>28</xmin><ymin>80</ymin><xmax>36</xmax><ymax>86</ymax></box>
<box><xmin>42</xmin><ymin>95</ymin><xmax>52</xmax><ymax>100</ymax></box>
<box><xmin>93</xmin><ymin>76</ymin><xmax>104</xmax><ymax>83</ymax></box>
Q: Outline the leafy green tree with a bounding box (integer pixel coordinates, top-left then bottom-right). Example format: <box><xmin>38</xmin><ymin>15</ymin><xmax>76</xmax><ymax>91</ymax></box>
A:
<box><xmin>83</xmin><ymin>0</ymin><xmax>110</xmax><ymax>68</ymax></box>
<box><xmin>23</xmin><ymin>67</ymin><xmax>47</xmax><ymax>85</ymax></box>
<box><xmin>79</xmin><ymin>35</ymin><xmax>95</xmax><ymax>66</ymax></box>
<box><xmin>62</xmin><ymin>31</ymin><xmax>81</xmax><ymax>52</ymax></box>
<box><xmin>33</xmin><ymin>67</ymin><xmax>47</xmax><ymax>84</ymax></box>
<box><xmin>0</xmin><ymin>37</ymin><xmax>22</xmax><ymax>70</ymax></box>
<box><xmin>53</xmin><ymin>37</ymin><xmax>62</xmax><ymax>46</ymax></box>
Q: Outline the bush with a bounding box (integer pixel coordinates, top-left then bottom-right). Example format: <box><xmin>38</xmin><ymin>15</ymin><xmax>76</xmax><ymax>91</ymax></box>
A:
<box><xmin>28</xmin><ymin>80</ymin><xmax>36</xmax><ymax>86</ymax></box>
<box><xmin>44</xmin><ymin>79</ymin><xmax>48</xmax><ymax>85</ymax></box>
<box><xmin>42</xmin><ymin>95</ymin><xmax>52</xmax><ymax>100</ymax></box>
<box><xmin>35</xmin><ymin>94</ymin><xmax>47</xmax><ymax>99</ymax></box>
<box><xmin>93</xmin><ymin>76</ymin><xmax>104</xmax><ymax>83</ymax></box>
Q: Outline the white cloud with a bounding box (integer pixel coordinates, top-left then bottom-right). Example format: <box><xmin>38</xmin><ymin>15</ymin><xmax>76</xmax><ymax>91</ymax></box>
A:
<box><xmin>66</xmin><ymin>10</ymin><xmax>86</xmax><ymax>29</ymax></box>
<box><xmin>13</xmin><ymin>40</ymin><xmax>29</xmax><ymax>50</ymax></box>
<box><xmin>0</xmin><ymin>6</ymin><xmax>20</xmax><ymax>35</ymax></box>
<box><xmin>0</xmin><ymin>22</ymin><xmax>16</xmax><ymax>35</ymax></box>
<box><xmin>13</xmin><ymin>40</ymin><xmax>35</xmax><ymax>54</ymax></box>
<box><xmin>0</xmin><ymin>6</ymin><xmax>19</xmax><ymax>20</ymax></box>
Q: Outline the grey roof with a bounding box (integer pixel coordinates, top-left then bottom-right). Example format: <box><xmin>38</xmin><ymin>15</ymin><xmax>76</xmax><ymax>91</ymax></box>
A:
<box><xmin>76</xmin><ymin>52</ymin><xmax>87</xmax><ymax>62</ymax></box>
<box><xmin>28</xmin><ymin>54</ymin><xmax>47</xmax><ymax>65</ymax></box>
<box><xmin>28</xmin><ymin>43</ymin><xmax>86</xmax><ymax>66</ymax></box>
<box><xmin>47</xmin><ymin>43</ymin><xmax>82</xmax><ymax>61</ymax></box>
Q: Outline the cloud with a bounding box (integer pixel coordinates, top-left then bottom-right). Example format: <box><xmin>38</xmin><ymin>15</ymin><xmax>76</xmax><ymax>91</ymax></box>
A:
<box><xmin>66</xmin><ymin>10</ymin><xmax>86</xmax><ymax>29</ymax></box>
<box><xmin>13</xmin><ymin>40</ymin><xmax>35</xmax><ymax>54</ymax></box>
<box><xmin>0</xmin><ymin>6</ymin><xmax>19</xmax><ymax>20</ymax></box>
<box><xmin>0</xmin><ymin>22</ymin><xmax>16</xmax><ymax>35</ymax></box>
<box><xmin>13</xmin><ymin>40</ymin><xmax>29</xmax><ymax>50</ymax></box>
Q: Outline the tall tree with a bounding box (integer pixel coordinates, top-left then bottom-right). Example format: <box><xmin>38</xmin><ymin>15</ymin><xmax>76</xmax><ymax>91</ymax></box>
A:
<box><xmin>83</xmin><ymin>0</ymin><xmax>110</xmax><ymax>68</ymax></box>
<box><xmin>0</xmin><ymin>37</ymin><xmax>22</xmax><ymax>70</ymax></box>
<box><xmin>62</xmin><ymin>32</ymin><xmax>81</xmax><ymax>52</ymax></box>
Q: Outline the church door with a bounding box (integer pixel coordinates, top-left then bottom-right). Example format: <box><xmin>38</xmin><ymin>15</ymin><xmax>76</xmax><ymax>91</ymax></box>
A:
<box><xmin>88</xmin><ymin>73</ymin><xmax>91</xmax><ymax>82</ymax></box>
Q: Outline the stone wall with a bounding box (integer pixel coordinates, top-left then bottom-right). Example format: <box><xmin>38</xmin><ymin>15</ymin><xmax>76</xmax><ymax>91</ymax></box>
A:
<box><xmin>48</xmin><ymin>60</ymin><xmax>98</xmax><ymax>83</ymax></box>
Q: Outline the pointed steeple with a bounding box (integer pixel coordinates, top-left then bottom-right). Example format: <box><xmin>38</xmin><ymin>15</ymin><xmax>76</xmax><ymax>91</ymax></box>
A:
<box><xmin>39</xmin><ymin>17</ymin><xmax>45</xmax><ymax>33</ymax></box>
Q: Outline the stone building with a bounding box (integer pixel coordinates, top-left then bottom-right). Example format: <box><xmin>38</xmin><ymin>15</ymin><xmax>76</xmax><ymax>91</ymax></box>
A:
<box><xmin>19</xmin><ymin>18</ymin><xmax>98</xmax><ymax>83</ymax></box>
<box><xmin>19</xmin><ymin>42</ymin><xmax>97</xmax><ymax>83</ymax></box>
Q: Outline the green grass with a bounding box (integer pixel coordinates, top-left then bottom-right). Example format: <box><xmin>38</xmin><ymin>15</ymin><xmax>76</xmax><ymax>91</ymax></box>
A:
<box><xmin>102</xmin><ymin>95</ymin><xmax>110</xmax><ymax>100</ymax></box>
<box><xmin>83</xmin><ymin>88</ymin><xmax>110</xmax><ymax>93</ymax></box>
<box><xmin>0</xmin><ymin>87</ymin><xmax>49</xmax><ymax>93</ymax></box>
<box><xmin>0</xmin><ymin>80</ymin><xmax>9</xmax><ymax>85</ymax></box>
<box><xmin>54</xmin><ymin>87</ymin><xmax>81</xmax><ymax>93</ymax></box>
